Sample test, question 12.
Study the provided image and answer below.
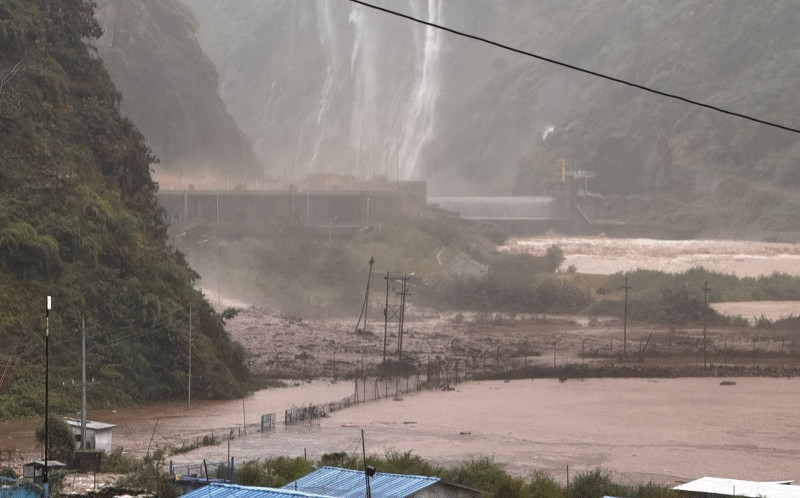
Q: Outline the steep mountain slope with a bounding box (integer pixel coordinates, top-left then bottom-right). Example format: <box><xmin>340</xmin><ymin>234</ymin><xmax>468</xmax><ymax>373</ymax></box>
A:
<box><xmin>0</xmin><ymin>0</ymin><xmax>247</xmax><ymax>419</ymax></box>
<box><xmin>92</xmin><ymin>0</ymin><xmax>255</xmax><ymax>178</ymax></box>
<box><xmin>183</xmin><ymin>0</ymin><xmax>800</xmax><ymax>229</ymax></box>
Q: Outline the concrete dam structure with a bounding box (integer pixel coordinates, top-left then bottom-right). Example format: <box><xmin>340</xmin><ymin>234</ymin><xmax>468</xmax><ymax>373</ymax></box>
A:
<box><xmin>157</xmin><ymin>190</ymin><xmax>403</xmax><ymax>234</ymax></box>
<box><xmin>428</xmin><ymin>196</ymin><xmax>554</xmax><ymax>221</ymax></box>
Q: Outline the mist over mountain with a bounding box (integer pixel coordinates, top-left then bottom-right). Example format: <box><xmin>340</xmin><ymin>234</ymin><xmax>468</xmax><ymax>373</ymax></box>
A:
<box><xmin>181</xmin><ymin>0</ymin><xmax>799</xmax><ymax>208</ymax></box>
<box><xmin>93</xmin><ymin>0</ymin><xmax>256</xmax><ymax>177</ymax></box>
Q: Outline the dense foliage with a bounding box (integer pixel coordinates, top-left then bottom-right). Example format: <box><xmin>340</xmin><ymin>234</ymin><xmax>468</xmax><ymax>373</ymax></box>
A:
<box><xmin>588</xmin><ymin>268</ymin><xmax>800</xmax><ymax>327</ymax></box>
<box><xmin>230</xmin><ymin>452</ymin><xmax>679</xmax><ymax>498</ymax></box>
<box><xmin>0</xmin><ymin>0</ymin><xmax>247</xmax><ymax>419</ymax></box>
<box><xmin>421</xmin><ymin>246</ymin><xmax>592</xmax><ymax>313</ymax></box>
<box><xmin>35</xmin><ymin>418</ymin><xmax>74</xmax><ymax>464</ymax></box>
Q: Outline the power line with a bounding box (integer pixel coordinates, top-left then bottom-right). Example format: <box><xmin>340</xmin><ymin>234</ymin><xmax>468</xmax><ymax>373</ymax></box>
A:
<box><xmin>347</xmin><ymin>0</ymin><xmax>800</xmax><ymax>136</ymax></box>
<box><xmin>92</xmin><ymin>316</ymin><xmax>189</xmax><ymax>353</ymax></box>
<box><xmin>50</xmin><ymin>307</ymin><xmax>188</xmax><ymax>349</ymax></box>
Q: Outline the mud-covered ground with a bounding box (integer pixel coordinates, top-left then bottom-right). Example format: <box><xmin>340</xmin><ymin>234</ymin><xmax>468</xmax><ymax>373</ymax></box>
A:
<box><xmin>5</xmin><ymin>236</ymin><xmax>800</xmax><ymax>483</ymax></box>
<box><xmin>229</xmin><ymin>305</ymin><xmax>800</xmax><ymax>380</ymax></box>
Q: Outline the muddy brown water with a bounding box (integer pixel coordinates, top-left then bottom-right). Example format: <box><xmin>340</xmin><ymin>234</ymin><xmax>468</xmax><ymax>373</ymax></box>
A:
<box><xmin>502</xmin><ymin>237</ymin><xmax>800</xmax><ymax>277</ymax></box>
<box><xmin>6</xmin><ymin>237</ymin><xmax>800</xmax><ymax>482</ymax></box>
<box><xmin>170</xmin><ymin>378</ymin><xmax>800</xmax><ymax>485</ymax></box>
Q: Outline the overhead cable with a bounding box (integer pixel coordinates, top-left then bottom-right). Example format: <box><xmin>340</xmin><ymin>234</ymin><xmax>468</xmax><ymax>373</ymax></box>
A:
<box><xmin>347</xmin><ymin>0</ymin><xmax>800</xmax><ymax>135</ymax></box>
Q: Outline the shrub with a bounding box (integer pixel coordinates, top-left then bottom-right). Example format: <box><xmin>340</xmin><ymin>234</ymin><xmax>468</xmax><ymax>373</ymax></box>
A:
<box><xmin>442</xmin><ymin>458</ymin><xmax>525</xmax><ymax>498</ymax></box>
<box><xmin>569</xmin><ymin>468</ymin><xmax>628</xmax><ymax>498</ymax></box>
<box><xmin>0</xmin><ymin>466</ymin><xmax>18</xmax><ymax>479</ymax></box>
<box><xmin>526</xmin><ymin>470</ymin><xmax>567</xmax><ymax>498</ymax></box>
<box><xmin>35</xmin><ymin>418</ymin><xmax>74</xmax><ymax>464</ymax></box>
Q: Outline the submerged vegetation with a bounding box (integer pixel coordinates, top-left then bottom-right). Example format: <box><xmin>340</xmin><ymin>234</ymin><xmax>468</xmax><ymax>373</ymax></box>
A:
<box><xmin>591</xmin><ymin>268</ymin><xmax>800</xmax><ymax>328</ymax></box>
<box><xmin>0</xmin><ymin>0</ymin><xmax>247</xmax><ymax>419</ymax></box>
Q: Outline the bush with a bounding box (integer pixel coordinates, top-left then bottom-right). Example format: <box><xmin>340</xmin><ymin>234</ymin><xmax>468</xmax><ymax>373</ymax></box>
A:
<box><xmin>526</xmin><ymin>470</ymin><xmax>567</xmax><ymax>498</ymax></box>
<box><xmin>234</xmin><ymin>457</ymin><xmax>313</xmax><ymax>488</ymax></box>
<box><xmin>442</xmin><ymin>458</ymin><xmax>525</xmax><ymax>498</ymax></box>
<box><xmin>0</xmin><ymin>466</ymin><xmax>18</xmax><ymax>479</ymax></box>
<box><xmin>115</xmin><ymin>450</ymin><xmax>178</xmax><ymax>498</ymax></box>
<box><xmin>569</xmin><ymin>469</ymin><xmax>628</xmax><ymax>498</ymax></box>
<box><xmin>0</xmin><ymin>222</ymin><xmax>61</xmax><ymax>278</ymax></box>
<box><xmin>101</xmin><ymin>448</ymin><xmax>140</xmax><ymax>474</ymax></box>
<box><xmin>35</xmin><ymin>418</ymin><xmax>74</xmax><ymax>464</ymax></box>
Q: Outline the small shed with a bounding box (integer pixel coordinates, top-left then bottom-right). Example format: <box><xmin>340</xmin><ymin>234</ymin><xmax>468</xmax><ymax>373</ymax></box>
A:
<box><xmin>21</xmin><ymin>461</ymin><xmax>67</xmax><ymax>485</ymax></box>
<box><xmin>64</xmin><ymin>418</ymin><xmax>116</xmax><ymax>453</ymax></box>
<box><xmin>283</xmin><ymin>466</ymin><xmax>483</xmax><ymax>498</ymax></box>
<box><xmin>181</xmin><ymin>483</ymin><xmax>333</xmax><ymax>498</ymax></box>
<box><xmin>674</xmin><ymin>477</ymin><xmax>800</xmax><ymax>498</ymax></box>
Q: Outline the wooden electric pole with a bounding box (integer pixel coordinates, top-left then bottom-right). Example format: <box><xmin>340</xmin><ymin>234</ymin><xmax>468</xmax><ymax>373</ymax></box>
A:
<box><xmin>398</xmin><ymin>274</ymin><xmax>410</xmax><ymax>364</ymax></box>
<box><xmin>188</xmin><ymin>306</ymin><xmax>192</xmax><ymax>408</ymax></box>
<box><xmin>353</xmin><ymin>257</ymin><xmax>375</xmax><ymax>334</ymax></box>
<box><xmin>702</xmin><ymin>281</ymin><xmax>711</xmax><ymax>368</ymax></box>
<box><xmin>621</xmin><ymin>275</ymin><xmax>631</xmax><ymax>355</ymax></box>
<box><xmin>383</xmin><ymin>271</ymin><xmax>389</xmax><ymax>363</ymax></box>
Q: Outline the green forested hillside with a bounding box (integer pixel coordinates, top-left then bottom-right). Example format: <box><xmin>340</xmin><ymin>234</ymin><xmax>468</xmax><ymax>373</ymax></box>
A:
<box><xmin>0</xmin><ymin>0</ymin><xmax>247</xmax><ymax>419</ymax></box>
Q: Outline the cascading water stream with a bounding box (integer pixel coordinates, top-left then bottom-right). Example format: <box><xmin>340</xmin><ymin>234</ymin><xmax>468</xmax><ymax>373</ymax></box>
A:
<box><xmin>397</xmin><ymin>0</ymin><xmax>443</xmax><ymax>181</ymax></box>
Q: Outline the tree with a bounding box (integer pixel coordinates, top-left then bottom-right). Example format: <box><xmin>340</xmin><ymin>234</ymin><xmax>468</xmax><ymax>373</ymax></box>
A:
<box><xmin>35</xmin><ymin>418</ymin><xmax>75</xmax><ymax>464</ymax></box>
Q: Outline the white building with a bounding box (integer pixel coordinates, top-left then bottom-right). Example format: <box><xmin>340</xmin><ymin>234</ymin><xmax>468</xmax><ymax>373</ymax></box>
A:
<box><xmin>64</xmin><ymin>418</ymin><xmax>116</xmax><ymax>453</ymax></box>
<box><xmin>674</xmin><ymin>477</ymin><xmax>800</xmax><ymax>498</ymax></box>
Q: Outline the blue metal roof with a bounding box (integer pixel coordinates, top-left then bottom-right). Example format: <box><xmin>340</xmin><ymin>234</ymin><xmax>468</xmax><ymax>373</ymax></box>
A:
<box><xmin>282</xmin><ymin>466</ymin><xmax>440</xmax><ymax>498</ymax></box>
<box><xmin>181</xmin><ymin>483</ymin><xmax>333</xmax><ymax>498</ymax></box>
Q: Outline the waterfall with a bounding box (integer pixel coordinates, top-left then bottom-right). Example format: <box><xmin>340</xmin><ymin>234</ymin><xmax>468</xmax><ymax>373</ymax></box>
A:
<box><xmin>308</xmin><ymin>0</ymin><xmax>340</xmax><ymax>172</ymax></box>
<box><xmin>397</xmin><ymin>0</ymin><xmax>443</xmax><ymax>180</ymax></box>
<box><xmin>348</xmin><ymin>4</ymin><xmax>378</xmax><ymax>164</ymax></box>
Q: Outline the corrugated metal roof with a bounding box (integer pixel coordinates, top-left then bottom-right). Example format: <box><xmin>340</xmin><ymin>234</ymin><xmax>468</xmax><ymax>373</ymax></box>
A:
<box><xmin>181</xmin><ymin>483</ymin><xmax>333</xmax><ymax>498</ymax></box>
<box><xmin>282</xmin><ymin>466</ymin><xmax>439</xmax><ymax>498</ymax></box>
<box><xmin>64</xmin><ymin>417</ymin><xmax>116</xmax><ymax>431</ymax></box>
<box><xmin>674</xmin><ymin>477</ymin><xmax>800</xmax><ymax>498</ymax></box>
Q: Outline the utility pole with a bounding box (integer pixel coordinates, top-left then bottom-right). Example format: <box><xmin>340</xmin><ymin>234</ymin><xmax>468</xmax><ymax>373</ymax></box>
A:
<box><xmin>44</xmin><ymin>296</ymin><xmax>51</xmax><ymax>498</ymax></box>
<box><xmin>81</xmin><ymin>319</ymin><xmax>86</xmax><ymax>449</ymax></box>
<box><xmin>398</xmin><ymin>274</ymin><xmax>410</xmax><ymax>364</ymax></box>
<box><xmin>702</xmin><ymin>281</ymin><xmax>711</xmax><ymax>368</ymax></box>
<box><xmin>523</xmin><ymin>340</ymin><xmax>528</xmax><ymax>369</ymax></box>
<box><xmin>242</xmin><ymin>397</ymin><xmax>246</xmax><ymax>436</ymax></box>
<box><xmin>383</xmin><ymin>271</ymin><xmax>389</xmax><ymax>364</ymax></box>
<box><xmin>69</xmin><ymin>320</ymin><xmax>99</xmax><ymax>451</ymax></box>
<box><xmin>553</xmin><ymin>339</ymin><xmax>559</xmax><ymax>368</ymax></box>
<box><xmin>361</xmin><ymin>429</ymin><xmax>372</xmax><ymax>498</ymax></box>
<box><xmin>188</xmin><ymin>306</ymin><xmax>192</xmax><ymax>409</ymax></box>
<box><xmin>353</xmin><ymin>257</ymin><xmax>375</xmax><ymax>334</ymax></box>
<box><xmin>383</xmin><ymin>273</ymin><xmax>411</xmax><ymax>364</ymax></box>
<box><xmin>242</xmin><ymin>132</ymin><xmax>247</xmax><ymax>187</ymax></box>
<box><xmin>621</xmin><ymin>275</ymin><xmax>631</xmax><ymax>355</ymax></box>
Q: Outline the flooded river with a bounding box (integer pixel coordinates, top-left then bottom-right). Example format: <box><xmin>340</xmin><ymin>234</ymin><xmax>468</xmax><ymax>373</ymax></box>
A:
<box><xmin>502</xmin><ymin>237</ymin><xmax>800</xmax><ymax>277</ymax></box>
<box><xmin>180</xmin><ymin>378</ymin><xmax>800</xmax><ymax>485</ymax></box>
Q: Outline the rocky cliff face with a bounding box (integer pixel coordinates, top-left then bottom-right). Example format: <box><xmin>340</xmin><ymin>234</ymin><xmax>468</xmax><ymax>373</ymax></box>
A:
<box><xmin>93</xmin><ymin>0</ymin><xmax>254</xmax><ymax>178</ymax></box>
<box><xmin>181</xmin><ymin>0</ymin><xmax>799</xmax><ymax>204</ymax></box>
